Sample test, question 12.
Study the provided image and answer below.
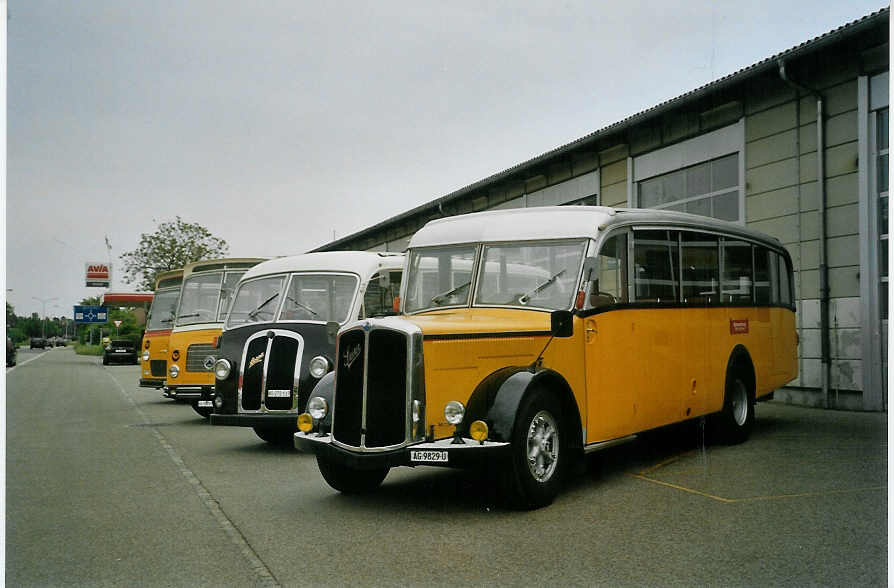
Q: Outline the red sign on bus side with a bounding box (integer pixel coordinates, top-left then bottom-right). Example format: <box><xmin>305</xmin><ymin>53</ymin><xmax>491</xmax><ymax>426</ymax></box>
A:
<box><xmin>729</xmin><ymin>319</ymin><xmax>749</xmax><ymax>335</ymax></box>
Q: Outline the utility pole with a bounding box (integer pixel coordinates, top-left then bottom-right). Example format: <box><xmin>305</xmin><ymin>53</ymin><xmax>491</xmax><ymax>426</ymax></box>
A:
<box><xmin>32</xmin><ymin>296</ymin><xmax>58</xmax><ymax>339</ymax></box>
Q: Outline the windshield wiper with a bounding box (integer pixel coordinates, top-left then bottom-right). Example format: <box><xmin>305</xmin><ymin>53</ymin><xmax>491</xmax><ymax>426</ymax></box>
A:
<box><xmin>286</xmin><ymin>295</ymin><xmax>318</xmax><ymax>317</ymax></box>
<box><xmin>431</xmin><ymin>281</ymin><xmax>471</xmax><ymax>305</ymax></box>
<box><xmin>247</xmin><ymin>292</ymin><xmax>280</xmax><ymax>320</ymax></box>
<box><xmin>177</xmin><ymin>312</ymin><xmax>201</xmax><ymax>319</ymax></box>
<box><xmin>518</xmin><ymin>270</ymin><xmax>565</xmax><ymax>305</ymax></box>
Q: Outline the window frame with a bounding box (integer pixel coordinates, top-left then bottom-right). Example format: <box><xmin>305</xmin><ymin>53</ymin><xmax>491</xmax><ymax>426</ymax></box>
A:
<box><xmin>276</xmin><ymin>271</ymin><xmax>361</xmax><ymax>326</ymax></box>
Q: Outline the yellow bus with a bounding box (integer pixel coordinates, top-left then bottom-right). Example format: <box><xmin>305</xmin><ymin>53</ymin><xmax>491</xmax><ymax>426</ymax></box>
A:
<box><xmin>139</xmin><ymin>268</ymin><xmax>184</xmax><ymax>388</ymax></box>
<box><xmin>296</xmin><ymin>206</ymin><xmax>798</xmax><ymax>508</ymax></box>
<box><xmin>165</xmin><ymin>258</ymin><xmax>265</xmax><ymax>417</ymax></box>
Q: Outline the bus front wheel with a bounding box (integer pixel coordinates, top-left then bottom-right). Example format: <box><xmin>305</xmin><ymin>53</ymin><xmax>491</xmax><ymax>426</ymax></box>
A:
<box><xmin>316</xmin><ymin>456</ymin><xmax>389</xmax><ymax>494</ymax></box>
<box><xmin>502</xmin><ymin>388</ymin><xmax>567</xmax><ymax>510</ymax></box>
<box><xmin>712</xmin><ymin>373</ymin><xmax>754</xmax><ymax>444</ymax></box>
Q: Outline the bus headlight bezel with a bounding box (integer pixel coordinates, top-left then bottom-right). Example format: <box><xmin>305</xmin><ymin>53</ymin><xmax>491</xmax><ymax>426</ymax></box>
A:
<box><xmin>169</xmin><ymin>364</ymin><xmax>180</xmax><ymax>379</ymax></box>
<box><xmin>214</xmin><ymin>358</ymin><xmax>231</xmax><ymax>380</ymax></box>
<box><xmin>307</xmin><ymin>396</ymin><xmax>328</xmax><ymax>420</ymax></box>
<box><xmin>444</xmin><ymin>400</ymin><xmax>465</xmax><ymax>425</ymax></box>
<box><xmin>308</xmin><ymin>356</ymin><xmax>330</xmax><ymax>379</ymax></box>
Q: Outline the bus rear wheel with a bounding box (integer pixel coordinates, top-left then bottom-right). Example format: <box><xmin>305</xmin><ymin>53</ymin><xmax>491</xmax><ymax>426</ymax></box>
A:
<box><xmin>316</xmin><ymin>456</ymin><xmax>389</xmax><ymax>494</ymax></box>
<box><xmin>712</xmin><ymin>373</ymin><xmax>754</xmax><ymax>445</ymax></box>
<box><xmin>501</xmin><ymin>388</ymin><xmax>567</xmax><ymax>510</ymax></box>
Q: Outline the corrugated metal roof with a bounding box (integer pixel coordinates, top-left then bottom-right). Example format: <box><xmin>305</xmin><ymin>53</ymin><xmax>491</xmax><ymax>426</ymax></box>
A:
<box><xmin>314</xmin><ymin>7</ymin><xmax>889</xmax><ymax>252</ymax></box>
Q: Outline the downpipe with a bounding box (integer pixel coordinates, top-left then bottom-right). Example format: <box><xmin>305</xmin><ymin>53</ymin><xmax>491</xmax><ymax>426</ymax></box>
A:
<box><xmin>778</xmin><ymin>59</ymin><xmax>831</xmax><ymax>408</ymax></box>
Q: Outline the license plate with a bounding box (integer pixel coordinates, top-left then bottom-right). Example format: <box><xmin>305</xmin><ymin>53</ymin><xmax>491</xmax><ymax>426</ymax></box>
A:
<box><xmin>410</xmin><ymin>450</ymin><xmax>448</xmax><ymax>463</ymax></box>
<box><xmin>197</xmin><ymin>400</ymin><xmax>213</xmax><ymax>408</ymax></box>
<box><xmin>115</xmin><ymin>350</ymin><xmax>128</xmax><ymax>353</ymax></box>
<box><xmin>266</xmin><ymin>389</ymin><xmax>290</xmax><ymax>398</ymax></box>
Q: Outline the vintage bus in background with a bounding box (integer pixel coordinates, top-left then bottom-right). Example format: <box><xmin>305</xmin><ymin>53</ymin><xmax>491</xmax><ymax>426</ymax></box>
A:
<box><xmin>296</xmin><ymin>206</ymin><xmax>798</xmax><ymax>508</ymax></box>
<box><xmin>210</xmin><ymin>252</ymin><xmax>403</xmax><ymax>444</ymax></box>
<box><xmin>139</xmin><ymin>268</ymin><xmax>184</xmax><ymax>389</ymax></box>
<box><xmin>165</xmin><ymin>258</ymin><xmax>265</xmax><ymax>417</ymax></box>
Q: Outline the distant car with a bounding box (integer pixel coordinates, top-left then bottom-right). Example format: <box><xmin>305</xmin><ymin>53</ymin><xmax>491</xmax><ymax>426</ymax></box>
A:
<box><xmin>6</xmin><ymin>337</ymin><xmax>16</xmax><ymax>367</ymax></box>
<box><xmin>54</xmin><ymin>337</ymin><xmax>66</xmax><ymax>347</ymax></box>
<box><xmin>103</xmin><ymin>339</ymin><xmax>138</xmax><ymax>365</ymax></box>
<box><xmin>30</xmin><ymin>337</ymin><xmax>47</xmax><ymax>350</ymax></box>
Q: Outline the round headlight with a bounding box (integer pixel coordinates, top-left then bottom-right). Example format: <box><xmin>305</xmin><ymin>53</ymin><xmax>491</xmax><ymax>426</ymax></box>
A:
<box><xmin>213</xmin><ymin>395</ymin><xmax>223</xmax><ymax>410</ymax></box>
<box><xmin>169</xmin><ymin>364</ymin><xmax>180</xmax><ymax>378</ymax></box>
<box><xmin>142</xmin><ymin>351</ymin><xmax>150</xmax><ymax>361</ymax></box>
<box><xmin>444</xmin><ymin>400</ymin><xmax>465</xmax><ymax>425</ymax></box>
<box><xmin>214</xmin><ymin>358</ymin><xmax>231</xmax><ymax>380</ymax></box>
<box><xmin>297</xmin><ymin>413</ymin><xmax>314</xmax><ymax>433</ymax></box>
<box><xmin>308</xmin><ymin>356</ymin><xmax>330</xmax><ymax>379</ymax></box>
<box><xmin>412</xmin><ymin>399</ymin><xmax>422</xmax><ymax>423</ymax></box>
<box><xmin>307</xmin><ymin>396</ymin><xmax>329</xmax><ymax>420</ymax></box>
<box><xmin>469</xmin><ymin>420</ymin><xmax>489</xmax><ymax>442</ymax></box>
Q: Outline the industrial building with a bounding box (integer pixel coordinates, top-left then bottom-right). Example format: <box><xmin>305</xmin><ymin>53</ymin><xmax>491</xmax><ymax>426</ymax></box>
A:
<box><xmin>315</xmin><ymin>8</ymin><xmax>890</xmax><ymax>411</ymax></box>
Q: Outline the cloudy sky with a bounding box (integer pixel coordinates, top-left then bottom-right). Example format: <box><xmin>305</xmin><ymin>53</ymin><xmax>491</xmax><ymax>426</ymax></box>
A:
<box><xmin>6</xmin><ymin>1</ymin><xmax>886</xmax><ymax>317</ymax></box>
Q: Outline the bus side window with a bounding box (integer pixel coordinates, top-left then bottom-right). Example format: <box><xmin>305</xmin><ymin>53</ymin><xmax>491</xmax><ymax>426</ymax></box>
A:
<box><xmin>721</xmin><ymin>239</ymin><xmax>753</xmax><ymax>304</ymax></box>
<box><xmin>681</xmin><ymin>232</ymin><xmax>718</xmax><ymax>305</ymax></box>
<box><xmin>754</xmin><ymin>246</ymin><xmax>773</xmax><ymax>305</ymax></box>
<box><xmin>362</xmin><ymin>271</ymin><xmax>403</xmax><ymax>318</ymax></box>
<box><xmin>634</xmin><ymin>230</ymin><xmax>679</xmax><ymax>303</ymax></box>
<box><xmin>590</xmin><ymin>233</ymin><xmax>628</xmax><ymax>307</ymax></box>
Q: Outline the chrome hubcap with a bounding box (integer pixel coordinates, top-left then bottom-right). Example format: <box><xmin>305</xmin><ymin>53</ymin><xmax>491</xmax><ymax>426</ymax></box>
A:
<box><xmin>526</xmin><ymin>410</ymin><xmax>559</xmax><ymax>483</ymax></box>
<box><xmin>731</xmin><ymin>380</ymin><xmax>748</xmax><ymax>426</ymax></box>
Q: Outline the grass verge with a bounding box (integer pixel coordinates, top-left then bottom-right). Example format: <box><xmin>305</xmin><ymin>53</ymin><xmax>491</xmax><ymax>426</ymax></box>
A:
<box><xmin>74</xmin><ymin>343</ymin><xmax>104</xmax><ymax>356</ymax></box>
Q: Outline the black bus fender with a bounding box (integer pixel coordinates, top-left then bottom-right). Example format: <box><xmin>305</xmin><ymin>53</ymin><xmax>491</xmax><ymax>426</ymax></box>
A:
<box><xmin>465</xmin><ymin>367</ymin><xmax>582</xmax><ymax>451</ymax></box>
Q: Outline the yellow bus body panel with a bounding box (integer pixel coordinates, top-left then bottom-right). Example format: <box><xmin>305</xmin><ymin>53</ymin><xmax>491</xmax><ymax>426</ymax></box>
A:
<box><xmin>406</xmin><ymin>305</ymin><xmax>797</xmax><ymax>444</ymax></box>
<box><xmin>165</xmin><ymin>327</ymin><xmax>222</xmax><ymax>388</ymax></box>
<box><xmin>140</xmin><ymin>330</ymin><xmax>172</xmax><ymax>385</ymax></box>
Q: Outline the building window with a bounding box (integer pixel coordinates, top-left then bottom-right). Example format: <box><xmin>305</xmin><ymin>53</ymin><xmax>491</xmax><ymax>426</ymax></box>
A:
<box><xmin>638</xmin><ymin>153</ymin><xmax>740</xmax><ymax>222</ymax></box>
<box><xmin>877</xmin><ymin>107</ymin><xmax>889</xmax><ymax>320</ymax></box>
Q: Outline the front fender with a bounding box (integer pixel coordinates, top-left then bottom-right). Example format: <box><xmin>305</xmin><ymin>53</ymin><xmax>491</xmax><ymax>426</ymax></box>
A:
<box><xmin>309</xmin><ymin>370</ymin><xmax>336</xmax><ymax>429</ymax></box>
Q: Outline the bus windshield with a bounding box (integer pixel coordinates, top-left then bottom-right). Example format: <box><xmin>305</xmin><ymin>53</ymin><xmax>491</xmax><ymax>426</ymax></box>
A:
<box><xmin>404</xmin><ymin>246</ymin><xmax>477</xmax><ymax>313</ymax></box>
<box><xmin>176</xmin><ymin>272</ymin><xmax>224</xmax><ymax>326</ymax></box>
<box><xmin>146</xmin><ymin>288</ymin><xmax>180</xmax><ymax>330</ymax></box>
<box><xmin>475</xmin><ymin>240</ymin><xmax>586</xmax><ymax>310</ymax></box>
<box><xmin>226</xmin><ymin>275</ymin><xmax>286</xmax><ymax>328</ymax></box>
<box><xmin>279</xmin><ymin>274</ymin><xmax>359</xmax><ymax>324</ymax></box>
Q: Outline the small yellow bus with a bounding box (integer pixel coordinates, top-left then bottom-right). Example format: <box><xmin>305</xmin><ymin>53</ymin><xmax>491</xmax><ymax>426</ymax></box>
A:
<box><xmin>165</xmin><ymin>258</ymin><xmax>265</xmax><ymax>417</ymax></box>
<box><xmin>296</xmin><ymin>206</ymin><xmax>798</xmax><ymax>508</ymax></box>
<box><xmin>139</xmin><ymin>268</ymin><xmax>184</xmax><ymax>388</ymax></box>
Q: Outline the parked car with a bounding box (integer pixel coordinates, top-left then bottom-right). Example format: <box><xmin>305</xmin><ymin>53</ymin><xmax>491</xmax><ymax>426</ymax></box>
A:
<box><xmin>102</xmin><ymin>339</ymin><xmax>138</xmax><ymax>365</ymax></box>
<box><xmin>6</xmin><ymin>337</ymin><xmax>16</xmax><ymax>367</ymax></box>
<box><xmin>29</xmin><ymin>337</ymin><xmax>47</xmax><ymax>350</ymax></box>
<box><xmin>54</xmin><ymin>337</ymin><xmax>66</xmax><ymax>347</ymax></box>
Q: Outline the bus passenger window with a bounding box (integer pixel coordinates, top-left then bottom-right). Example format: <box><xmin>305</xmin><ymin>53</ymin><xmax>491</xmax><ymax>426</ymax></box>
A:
<box><xmin>681</xmin><ymin>232</ymin><xmax>718</xmax><ymax>304</ymax></box>
<box><xmin>754</xmin><ymin>247</ymin><xmax>773</xmax><ymax>304</ymax></box>
<box><xmin>722</xmin><ymin>239</ymin><xmax>753</xmax><ymax>303</ymax></box>
<box><xmin>591</xmin><ymin>233</ymin><xmax>628</xmax><ymax>307</ymax></box>
<box><xmin>633</xmin><ymin>230</ymin><xmax>679</xmax><ymax>303</ymax></box>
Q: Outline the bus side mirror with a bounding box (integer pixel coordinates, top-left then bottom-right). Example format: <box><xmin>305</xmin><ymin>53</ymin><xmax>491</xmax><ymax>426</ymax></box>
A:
<box><xmin>550</xmin><ymin>310</ymin><xmax>574</xmax><ymax>338</ymax></box>
<box><xmin>326</xmin><ymin>321</ymin><xmax>339</xmax><ymax>345</ymax></box>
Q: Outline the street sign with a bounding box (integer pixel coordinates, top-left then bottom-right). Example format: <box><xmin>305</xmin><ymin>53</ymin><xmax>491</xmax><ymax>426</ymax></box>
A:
<box><xmin>73</xmin><ymin>305</ymin><xmax>109</xmax><ymax>324</ymax></box>
<box><xmin>85</xmin><ymin>262</ymin><xmax>111</xmax><ymax>287</ymax></box>
<box><xmin>113</xmin><ymin>320</ymin><xmax>122</xmax><ymax>328</ymax></box>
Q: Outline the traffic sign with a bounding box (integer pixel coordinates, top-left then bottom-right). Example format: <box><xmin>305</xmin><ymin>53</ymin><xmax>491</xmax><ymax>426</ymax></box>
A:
<box><xmin>73</xmin><ymin>305</ymin><xmax>109</xmax><ymax>324</ymax></box>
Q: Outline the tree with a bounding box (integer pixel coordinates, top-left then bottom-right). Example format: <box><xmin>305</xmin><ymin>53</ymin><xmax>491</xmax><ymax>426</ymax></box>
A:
<box><xmin>120</xmin><ymin>217</ymin><xmax>229</xmax><ymax>291</ymax></box>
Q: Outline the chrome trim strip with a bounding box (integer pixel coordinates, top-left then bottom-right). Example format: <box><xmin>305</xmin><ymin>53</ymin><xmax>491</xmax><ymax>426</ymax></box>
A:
<box><xmin>583</xmin><ymin>435</ymin><xmax>637</xmax><ymax>454</ymax></box>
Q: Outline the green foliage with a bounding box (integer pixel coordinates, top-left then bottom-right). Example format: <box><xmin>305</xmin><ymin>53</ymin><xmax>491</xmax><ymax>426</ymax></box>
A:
<box><xmin>74</xmin><ymin>343</ymin><xmax>104</xmax><ymax>356</ymax></box>
<box><xmin>120</xmin><ymin>216</ymin><xmax>229</xmax><ymax>291</ymax></box>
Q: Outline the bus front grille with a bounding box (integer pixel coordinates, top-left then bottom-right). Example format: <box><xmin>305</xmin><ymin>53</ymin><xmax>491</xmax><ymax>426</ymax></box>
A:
<box><xmin>186</xmin><ymin>343</ymin><xmax>216</xmax><ymax>372</ymax></box>
<box><xmin>150</xmin><ymin>360</ymin><xmax>167</xmax><ymax>377</ymax></box>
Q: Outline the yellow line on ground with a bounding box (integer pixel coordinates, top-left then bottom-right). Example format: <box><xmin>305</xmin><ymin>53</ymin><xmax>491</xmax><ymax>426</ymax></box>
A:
<box><xmin>636</xmin><ymin>451</ymin><xmax>695</xmax><ymax>476</ymax></box>
<box><xmin>628</xmin><ymin>473</ymin><xmax>886</xmax><ymax>504</ymax></box>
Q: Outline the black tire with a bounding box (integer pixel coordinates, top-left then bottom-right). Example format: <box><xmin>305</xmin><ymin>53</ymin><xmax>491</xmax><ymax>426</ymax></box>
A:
<box><xmin>252</xmin><ymin>426</ymin><xmax>295</xmax><ymax>446</ymax></box>
<box><xmin>316</xmin><ymin>455</ymin><xmax>388</xmax><ymax>494</ymax></box>
<box><xmin>501</xmin><ymin>388</ymin><xmax>567</xmax><ymax>509</ymax></box>
<box><xmin>191</xmin><ymin>402</ymin><xmax>212</xmax><ymax>419</ymax></box>
<box><xmin>102</xmin><ymin>356</ymin><xmax>109</xmax><ymax>365</ymax></box>
<box><xmin>711</xmin><ymin>372</ymin><xmax>754</xmax><ymax>445</ymax></box>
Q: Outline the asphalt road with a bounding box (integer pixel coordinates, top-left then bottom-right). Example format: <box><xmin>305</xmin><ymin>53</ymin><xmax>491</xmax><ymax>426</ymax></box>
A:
<box><xmin>6</xmin><ymin>348</ymin><xmax>888</xmax><ymax>586</ymax></box>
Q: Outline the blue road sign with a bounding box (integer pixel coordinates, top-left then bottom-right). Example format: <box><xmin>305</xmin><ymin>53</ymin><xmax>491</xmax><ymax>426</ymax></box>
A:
<box><xmin>73</xmin><ymin>305</ymin><xmax>109</xmax><ymax>324</ymax></box>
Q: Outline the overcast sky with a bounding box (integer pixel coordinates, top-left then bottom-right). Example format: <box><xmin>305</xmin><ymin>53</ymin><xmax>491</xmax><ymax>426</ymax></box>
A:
<box><xmin>5</xmin><ymin>1</ymin><xmax>886</xmax><ymax>317</ymax></box>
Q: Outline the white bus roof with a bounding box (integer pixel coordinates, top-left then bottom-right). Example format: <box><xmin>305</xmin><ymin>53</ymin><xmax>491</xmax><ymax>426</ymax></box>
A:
<box><xmin>408</xmin><ymin>206</ymin><xmax>785</xmax><ymax>251</ymax></box>
<box><xmin>239</xmin><ymin>251</ymin><xmax>404</xmax><ymax>282</ymax></box>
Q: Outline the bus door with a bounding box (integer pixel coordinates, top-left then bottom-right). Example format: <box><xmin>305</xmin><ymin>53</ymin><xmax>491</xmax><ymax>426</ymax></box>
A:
<box><xmin>583</xmin><ymin>231</ymin><xmax>635</xmax><ymax>441</ymax></box>
<box><xmin>629</xmin><ymin>229</ymin><xmax>683</xmax><ymax>431</ymax></box>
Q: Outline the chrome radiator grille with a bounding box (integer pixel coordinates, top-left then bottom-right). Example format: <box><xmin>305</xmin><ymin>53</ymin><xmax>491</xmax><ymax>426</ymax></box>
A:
<box><xmin>331</xmin><ymin>321</ymin><xmax>423</xmax><ymax>450</ymax></box>
<box><xmin>186</xmin><ymin>343</ymin><xmax>217</xmax><ymax>372</ymax></box>
<box><xmin>238</xmin><ymin>330</ymin><xmax>304</xmax><ymax>413</ymax></box>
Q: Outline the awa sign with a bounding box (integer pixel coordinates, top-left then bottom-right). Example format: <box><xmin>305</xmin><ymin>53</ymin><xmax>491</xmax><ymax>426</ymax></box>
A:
<box><xmin>85</xmin><ymin>262</ymin><xmax>111</xmax><ymax>287</ymax></box>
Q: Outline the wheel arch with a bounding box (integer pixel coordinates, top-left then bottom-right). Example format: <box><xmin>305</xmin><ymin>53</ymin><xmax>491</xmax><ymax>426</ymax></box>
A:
<box><xmin>726</xmin><ymin>344</ymin><xmax>756</xmax><ymax>401</ymax></box>
<box><xmin>466</xmin><ymin>367</ymin><xmax>582</xmax><ymax>451</ymax></box>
